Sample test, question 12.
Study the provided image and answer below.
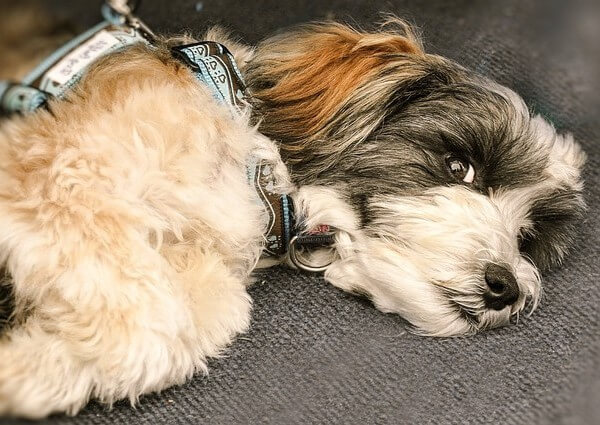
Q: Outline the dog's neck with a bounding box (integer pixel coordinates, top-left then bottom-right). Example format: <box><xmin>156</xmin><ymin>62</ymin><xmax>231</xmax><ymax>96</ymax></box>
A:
<box><xmin>0</xmin><ymin>2</ymin><xmax>349</xmax><ymax>268</ymax></box>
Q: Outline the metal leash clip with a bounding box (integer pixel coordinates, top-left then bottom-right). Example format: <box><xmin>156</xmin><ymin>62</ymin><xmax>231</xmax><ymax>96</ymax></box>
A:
<box><xmin>102</xmin><ymin>0</ymin><xmax>156</xmax><ymax>41</ymax></box>
<box><xmin>288</xmin><ymin>227</ymin><xmax>337</xmax><ymax>273</ymax></box>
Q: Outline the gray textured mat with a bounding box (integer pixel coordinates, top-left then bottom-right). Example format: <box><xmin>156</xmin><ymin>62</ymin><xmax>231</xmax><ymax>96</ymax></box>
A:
<box><xmin>2</xmin><ymin>0</ymin><xmax>599</xmax><ymax>424</ymax></box>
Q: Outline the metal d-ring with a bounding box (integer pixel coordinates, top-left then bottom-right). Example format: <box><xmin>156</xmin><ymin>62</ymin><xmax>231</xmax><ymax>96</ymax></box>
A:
<box><xmin>288</xmin><ymin>235</ymin><xmax>334</xmax><ymax>273</ymax></box>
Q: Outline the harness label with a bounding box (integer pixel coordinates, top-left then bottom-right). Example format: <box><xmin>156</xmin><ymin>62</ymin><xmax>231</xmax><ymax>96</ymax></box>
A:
<box><xmin>41</xmin><ymin>30</ymin><xmax>120</xmax><ymax>90</ymax></box>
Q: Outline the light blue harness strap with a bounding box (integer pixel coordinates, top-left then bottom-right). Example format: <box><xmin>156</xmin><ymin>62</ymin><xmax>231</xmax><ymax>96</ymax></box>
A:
<box><xmin>171</xmin><ymin>42</ymin><xmax>247</xmax><ymax>108</ymax></box>
<box><xmin>0</xmin><ymin>20</ymin><xmax>112</xmax><ymax>115</ymax></box>
<box><xmin>171</xmin><ymin>41</ymin><xmax>295</xmax><ymax>257</ymax></box>
<box><xmin>22</xmin><ymin>20</ymin><xmax>111</xmax><ymax>86</ymax></box>
<box><xmin>22</xmin><ymin>0</ymin><xmax>139</xmax><ymax>86</ymax></box>
<box><xmin>101</xmin><ymin>3</ymin><xmax>127</xmax><ymax>25</ymax></box>
<box><xmin>0</xmin><ymin>2</ymin><xmax>154</xmax><ymax>116</ymax></box>
<box><xmin>0</xmin><ymin>83</ymin><xmax>48</xmax><ymax>114</ymax></box>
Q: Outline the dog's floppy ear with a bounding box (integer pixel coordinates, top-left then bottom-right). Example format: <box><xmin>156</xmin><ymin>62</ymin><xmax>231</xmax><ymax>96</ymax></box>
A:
<box><xmin>519</xmin><ymin>117</ymin><xmax>587</xmax><ymax>269</ymax></box>
<box><xmin>247</xmin><ymin>20</ymin><xmax>424</xmax><ymax>164</ymax></box>
<box><xmin>519</xmin><ymin>185</ymin><xmax>586</xmax><ymax>270</ymax></box>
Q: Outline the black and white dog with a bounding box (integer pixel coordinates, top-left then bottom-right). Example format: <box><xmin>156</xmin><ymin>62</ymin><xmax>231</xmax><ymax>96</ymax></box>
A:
<box><xmin>247</xmin><ymin>20</ymin><xmax>586</xmax><ymax>336</ymax></box>
<box><xmin>0</xmin><ymin>3</ymin><xmax>585</xmax><ymax>418</ymax></box>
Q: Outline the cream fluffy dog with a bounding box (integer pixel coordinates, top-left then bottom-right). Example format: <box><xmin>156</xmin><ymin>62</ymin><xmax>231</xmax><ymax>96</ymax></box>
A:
<box><xmin>0</xmin><ymin>4</ymin><xmax>585</xmax><ymax>418</ymax></box>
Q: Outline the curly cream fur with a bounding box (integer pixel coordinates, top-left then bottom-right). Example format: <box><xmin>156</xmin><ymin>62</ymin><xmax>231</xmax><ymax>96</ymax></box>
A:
<box><xmin>0</xmin><ymin>29</ymin><xmax>292</xmax><ymax>416</ymax></box>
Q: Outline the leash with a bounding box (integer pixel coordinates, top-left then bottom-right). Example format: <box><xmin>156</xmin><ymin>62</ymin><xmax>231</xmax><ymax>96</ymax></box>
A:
<box><xmin>0</xmin><ymin>0</ymin><xmax>337</xmax><ymax>272</ymax></box>
<box><xmin>0</xmin><ymin>1</ymin><xmax>153</xmax><ymax>114</ymax></box>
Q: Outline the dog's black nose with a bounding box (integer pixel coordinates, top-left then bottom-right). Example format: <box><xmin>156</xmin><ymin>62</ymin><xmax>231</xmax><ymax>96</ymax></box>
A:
<box><xmin>483</xmin><ymin>264</ymin><xmax>520</xmax><ymax>310</ymax></box>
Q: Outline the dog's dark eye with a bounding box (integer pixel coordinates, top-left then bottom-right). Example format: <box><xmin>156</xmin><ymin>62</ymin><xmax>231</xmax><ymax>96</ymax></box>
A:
<box><xmin>446</xmin><ymin>156</ymin><xmax>475</xmax><ymax>183</ymax></box>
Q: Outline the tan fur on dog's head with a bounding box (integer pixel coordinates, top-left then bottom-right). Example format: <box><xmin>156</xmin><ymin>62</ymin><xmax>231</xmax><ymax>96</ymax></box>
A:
<box><xmin>247</xmin><ymin>20</ymin><xmax>424</xmax><ymax>158</ymax></box>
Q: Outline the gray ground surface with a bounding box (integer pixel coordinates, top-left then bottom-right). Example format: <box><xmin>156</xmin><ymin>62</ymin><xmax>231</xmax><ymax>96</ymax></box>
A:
<box><xmin>2</xmin><ymin>0</ymin><xmax>599</xmax><ymax>424</ymax></box>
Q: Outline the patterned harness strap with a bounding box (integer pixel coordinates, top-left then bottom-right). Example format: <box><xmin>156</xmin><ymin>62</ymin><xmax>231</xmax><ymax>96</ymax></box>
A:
<box><xmin>172</xmin><ymin>41</ymin><xmax>295</xmax><ymax>258</ymax></box>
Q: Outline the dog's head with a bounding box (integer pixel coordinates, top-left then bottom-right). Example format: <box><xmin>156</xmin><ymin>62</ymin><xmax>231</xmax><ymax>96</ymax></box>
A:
<box><xmin>246</xmin><ymin>21</ymin><xmax>586</xmax><ymax>336</ymax></box>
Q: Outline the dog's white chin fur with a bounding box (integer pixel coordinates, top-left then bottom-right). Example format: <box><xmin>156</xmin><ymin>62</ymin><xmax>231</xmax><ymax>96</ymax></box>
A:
<box><xmin>322</xmin><ymin>186</ymin><xmax>541</xmax><ymax>337</ymax></box>
<box><xmin>292</xmin><ymin>185</ymin><xmax>536</xmax><ymax>336</ymax></box>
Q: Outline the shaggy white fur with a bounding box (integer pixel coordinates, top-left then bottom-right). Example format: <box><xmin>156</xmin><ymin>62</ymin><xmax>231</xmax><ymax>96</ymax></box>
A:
<box><xmin>0</xmin><ymin>10</ymin><xmax>586</xmax><ymax>418</ymax></box>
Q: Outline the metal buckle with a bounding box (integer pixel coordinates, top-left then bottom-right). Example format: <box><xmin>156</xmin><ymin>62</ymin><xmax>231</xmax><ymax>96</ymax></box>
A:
<box><xmin>288</xmin><ymin>235</ymin><xmax>334</xmax><ymax>273</ymax></box>
<box><xmin>103</xmin><ymin>0</ymin><xmax>156</xmax><ymax>41</ymax></box>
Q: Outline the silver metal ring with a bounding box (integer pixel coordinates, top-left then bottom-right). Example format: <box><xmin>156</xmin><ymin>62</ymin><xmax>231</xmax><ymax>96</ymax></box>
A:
<box><xmin>288</xmin><ymin>235</ymin><xmax>333</xmax><ymax>273</ymax></box>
